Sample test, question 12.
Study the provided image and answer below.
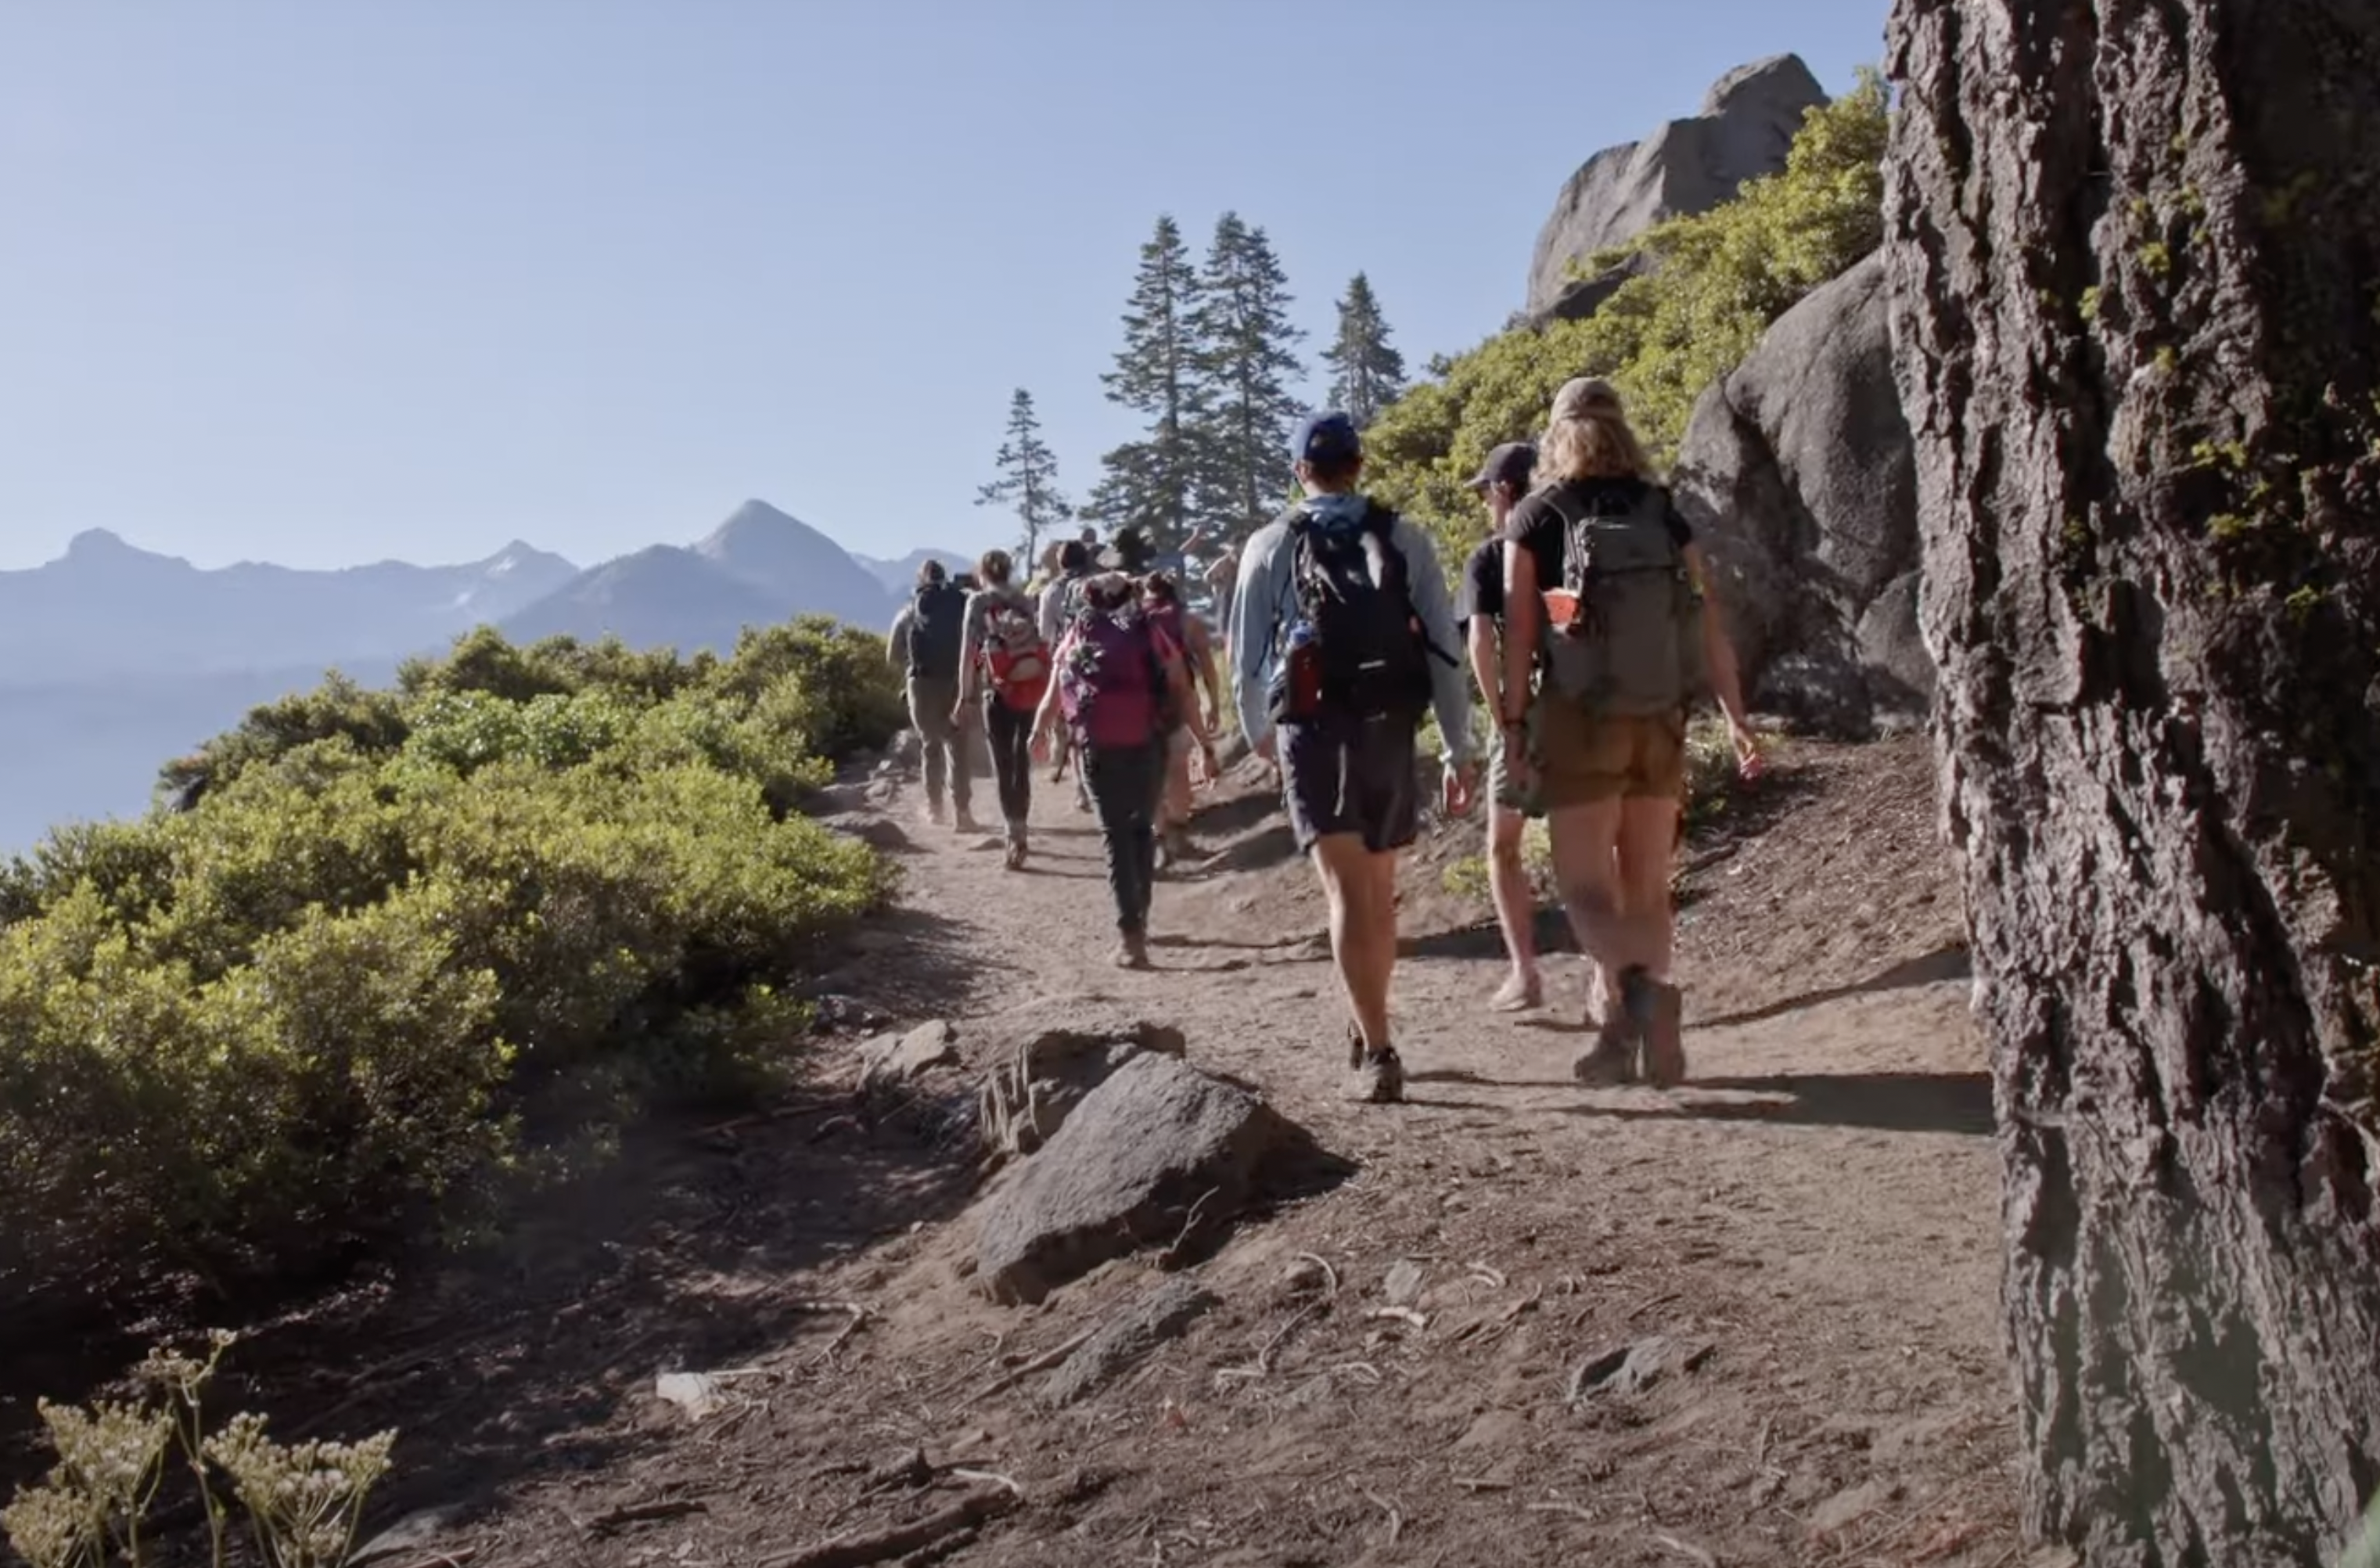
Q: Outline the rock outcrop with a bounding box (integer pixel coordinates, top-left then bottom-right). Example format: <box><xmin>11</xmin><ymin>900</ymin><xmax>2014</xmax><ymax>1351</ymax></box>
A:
<box><xmin>1671</xmin><ymin>253</ymin><xmax>1925</xmax><ymax>732</ymax></box>
<box><xmin>1526</xmin><ymin>56</ymin><xmax>1827</xmax><ymax>322</ymax></box>
<box><xmin>973</xmin><ymin>1051</ymin><xmax>1340</xmax><ymax>1305</ymax></box>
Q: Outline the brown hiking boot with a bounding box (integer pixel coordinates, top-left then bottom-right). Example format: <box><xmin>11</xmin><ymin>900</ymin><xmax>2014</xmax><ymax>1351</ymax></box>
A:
<box><xmin>1350</xmin><ymin>1045</ymin><xmax>1406</xmax><ymax>1105</ymax></box>
<box><xmin>1624</xmin><ymin>967</ymin><xmax>1688</xmax><ymax>1088</ymax></box>
<box><xmin>1572</xmin><ymin>1014</ymin><xmax>1639</xmax><ymax>1088</ymax></box>
<box><xmin>1113</xmin><ymin>930</ymin><xmax>1152</xmax><ymax>969</ymax></box>
<box><xmin>953</xmin><ymin>811</ymin><xmax>982</xmax><ymax>836</ymax></box>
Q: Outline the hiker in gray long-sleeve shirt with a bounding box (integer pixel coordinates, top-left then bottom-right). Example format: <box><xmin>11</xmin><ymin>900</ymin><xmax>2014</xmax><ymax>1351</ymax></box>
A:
<box><xmin>1226</xmin><ymin>411</ymin><xmax>1476</xmax><ymax>1105</ymax></box>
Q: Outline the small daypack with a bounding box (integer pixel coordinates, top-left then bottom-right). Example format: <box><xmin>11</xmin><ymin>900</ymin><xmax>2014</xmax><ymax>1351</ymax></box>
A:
<box><xmin>1271</xmin><ymin>501</ymin><xmax>1439</xmax><ymax>725</ymax></box>
<box><xmin>1537</xmin><ymin>484</ymin><xmax>1709</xmax><ymax>716</ymax></box>
<box><xmin>978</xmin><ymin>593</ymin><xmax>1051</xmax><ymax>711</ymax></box>
<box><xmin>1058</xmin><ymin>604</ymin><xmax>1170</xmax><ymax>751</ymax></box>
<box><xmin>909</xmin><ymin>581</ymin><xmax>966</xmax><ymax>680</ymax></box>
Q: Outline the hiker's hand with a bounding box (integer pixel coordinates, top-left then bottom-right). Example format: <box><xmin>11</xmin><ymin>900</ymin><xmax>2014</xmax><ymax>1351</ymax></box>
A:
<box><xmin>1199</xmin><ymin>741</ymin><xmax>1220</xmax><ymax>783</ymax></box>
<box><xmin>1254</xmin><ymin>732</ymin><xmax>1277</xmax><ymax>764</ymax></box>
<box><xmin>1443</xmin><ymin>759</ymin><xmax>1479</xmax><ymax>818</ymax></box>
<box><xmin>950</xmin><ymin>703</ymin><xmax>968</xmax><ymax>729</ymax></box>
<box><xmin>1729</xmin><ymin>720</ymin><xmax>1766</xmax><ymax>782</ymax></box>
<box><xmin>1501</xmin><ymin>728</ymin><xmax>1531</xmax><ymax>790</ymax></box>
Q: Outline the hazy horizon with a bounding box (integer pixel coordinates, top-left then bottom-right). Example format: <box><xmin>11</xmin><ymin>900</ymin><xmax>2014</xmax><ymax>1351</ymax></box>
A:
<box><xmin>2</xmin><ymin>1</ymin><xmax>1888</xmax><ymax>574</ymax></box>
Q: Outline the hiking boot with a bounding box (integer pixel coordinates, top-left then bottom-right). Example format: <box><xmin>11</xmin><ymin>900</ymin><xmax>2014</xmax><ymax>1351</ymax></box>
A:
<box><xmin>953</xmin><ymin>811</ymin><xmax>982</xmax><ymax>836</ymax></box>
<box><xmin>923</xmin><ymin>800</ymin><xmax>948</xmax><ymax>827</ymax></box>
<box><xmin>1572</xmin><ymin>1015</ymin><xmax>1640</xmax><ymax>1088</ymax></box>
<box><xmin>1624</xmin><ymin>966</ymin><xmax>1688</xmax><ymax>1088</ymax></box>
<box><xmin>1350</xmin><ymin>1045</ymin><xmax>1405</xmax><ymax>1105</ymax></box>
<box><xmin>1002</xmin><ymin>840</ymin><xmax>1026</xmax><ymax>872</ymax></box>
<box><xmin>1113</xmin><ymin>930</ymin><xmax>1152</xmax><ymax>969</ymax></box>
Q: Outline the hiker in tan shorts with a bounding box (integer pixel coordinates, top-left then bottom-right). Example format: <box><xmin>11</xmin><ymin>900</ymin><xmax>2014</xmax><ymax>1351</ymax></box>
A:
<box><xmin>1499</xmin><ymin>377</ymin><xmax>1761</xmax><ymax>1088</ymax></box>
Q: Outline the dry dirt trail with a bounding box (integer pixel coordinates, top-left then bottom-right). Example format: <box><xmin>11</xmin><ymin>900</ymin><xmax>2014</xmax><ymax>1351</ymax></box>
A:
<box><xmin>5</xmin><ymin>739</ymin><xmax>2051</xmax><ymax>1568</ymax></box>
<box><xmin>602</xmin><ymin>735</ymin><xmax>2035</xmax><ymax>1568</ymax></box>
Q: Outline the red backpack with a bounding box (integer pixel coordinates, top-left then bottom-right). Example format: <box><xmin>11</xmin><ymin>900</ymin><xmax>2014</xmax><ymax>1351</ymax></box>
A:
<box><xmin>1058</xmin><ymin>605</ymin><xmax>1169</xmax><ymax>750</ymax></box>
<box><xmin>979</xmin><ymin>593</ymin><xmax>1051</xmax><ymax>711</ymax></box>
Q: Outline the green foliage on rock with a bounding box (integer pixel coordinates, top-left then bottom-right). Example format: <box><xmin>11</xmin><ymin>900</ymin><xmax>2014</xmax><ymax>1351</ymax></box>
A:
<box><xmin>0</xmin><ymin>618</ymin><xmax>901</xmax><ymax>1306</ymax></box>
<box><xmin>1366</xmin><ymin>70</ymin><xmax>1889</xmax><ymax>566</ymax></box>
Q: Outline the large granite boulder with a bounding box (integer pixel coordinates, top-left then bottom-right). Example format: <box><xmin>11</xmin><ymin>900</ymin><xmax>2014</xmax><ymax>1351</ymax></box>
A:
<box><xmin>1525</xmin><ymin>56</ymin><xmax>1828</xmax><ymax>322</ymax></box>
<box><xmin>1672</xmin><ymin>253</ymin><xmax>1929</xmax><ymax>732</ymax></box>
<box><xmin>973</xmin><ymin>1052</ymin><xmax>1341</xmax><ymax>1305</ymax></box>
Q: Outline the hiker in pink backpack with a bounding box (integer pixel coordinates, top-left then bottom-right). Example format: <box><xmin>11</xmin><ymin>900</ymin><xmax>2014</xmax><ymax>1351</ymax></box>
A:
<box><xmin>953</xmin><ymin>548</ymin><xmax>1050</xmax><ymax>870</ymax></box>
<box><xmin>1032</xmin><ymin>570</ymin><xmax>1219</xmax><ymax>969</ymax></box>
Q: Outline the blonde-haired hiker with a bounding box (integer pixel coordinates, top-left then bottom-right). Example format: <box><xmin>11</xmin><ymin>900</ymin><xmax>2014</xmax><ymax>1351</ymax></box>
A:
<box><xmin>1499</xmin><ymin>377</ymin><xmax>1761</xmax><ymax>1088</ymax></box>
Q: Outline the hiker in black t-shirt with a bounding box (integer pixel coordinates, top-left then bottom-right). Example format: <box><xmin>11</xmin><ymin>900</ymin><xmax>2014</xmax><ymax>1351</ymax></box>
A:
<box><xmin>1461</xmin><ymin>441</ymin><xmax>1546</xmax><ymax>1013</ymax></box>
<box><xmin>886</xmin><ymin>559</ymin><xmax>977</xmax><ymax>832</ymax></box>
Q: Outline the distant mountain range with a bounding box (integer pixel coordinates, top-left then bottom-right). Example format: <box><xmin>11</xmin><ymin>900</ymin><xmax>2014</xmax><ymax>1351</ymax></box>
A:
<box><xmin>0</xmin><ymin>499</ymin><xmax>958</xmax><ymax>851</ymax></box>
<box><xmin>851</xmin><ymin>548</ymin><xmax>973</xmax><ymax>595</ymax></box>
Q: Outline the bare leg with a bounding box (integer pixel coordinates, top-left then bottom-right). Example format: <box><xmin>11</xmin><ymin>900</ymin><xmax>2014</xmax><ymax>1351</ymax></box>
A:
<box><xmin>1487</xmin><ymin>804</ymin><xmax>1541</xmax><ymax>1009</ymax></box>
<box><xmin>1311</xmin><ymin>833</ymin><xmax>1397</xmax><ymax>1055</ymax></box>
<box><xmin>1544</xmin><ymin>797</ymin><xmax>1628</xmax><ymax>1010</ymax></box>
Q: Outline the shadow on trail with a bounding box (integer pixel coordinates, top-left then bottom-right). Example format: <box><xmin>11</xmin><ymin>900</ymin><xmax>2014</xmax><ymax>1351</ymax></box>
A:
<box><xmin>1555</xmin><ymin>1070</ymin><xmax>1994</xmax><ymax>1136</ymax></box>
<box><xmin>1692</xmin><ymin>946</ymin><xmax>1972</xmax><ymax>1030</ymax></box>
<box><xmin>1400</xmin><ymin>909</ymin><xmax>1580</xmax><ymax>962</ymax></box>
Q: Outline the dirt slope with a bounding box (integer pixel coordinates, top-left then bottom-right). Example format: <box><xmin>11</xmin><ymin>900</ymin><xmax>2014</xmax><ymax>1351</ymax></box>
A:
<box><xmin>2</xmin><ymin>737</ymin><xmax>2042</xmax><ymax>1568</ymax></box>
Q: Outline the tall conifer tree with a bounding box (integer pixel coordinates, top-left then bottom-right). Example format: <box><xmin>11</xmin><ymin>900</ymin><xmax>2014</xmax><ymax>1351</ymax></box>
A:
<box><xmin>1085</xmin><ymin>214</ymin><xmax>1206</xmax><ymax>555</ymax></box>
<box><xmin>1321</xmin><ymin>272</ymin><xmax>1408</xmax><ymax>430</ymax></box>
<box><xmin>973</xmin><ymin>388</ymin><xmax>1071</xmax><ymax>563</ymax></box>
<box><xmin>1191</xmin><ymin>212</ymin><xmax>1307</xmax><ymax>540</ymax></box>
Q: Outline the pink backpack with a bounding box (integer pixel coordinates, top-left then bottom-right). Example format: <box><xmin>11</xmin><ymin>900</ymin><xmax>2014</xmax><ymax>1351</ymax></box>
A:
<box><xmin>1057</xmin><ymin>606</ymin><xmax>1167</xmax><ymax>750</ymax></box>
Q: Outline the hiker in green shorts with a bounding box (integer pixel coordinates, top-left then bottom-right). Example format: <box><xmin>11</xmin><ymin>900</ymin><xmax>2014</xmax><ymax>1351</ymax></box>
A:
<box><xmin>1501</xmin><ymin>379</ymin><xmax>1762</xmax><ymax>1088</ymax></box>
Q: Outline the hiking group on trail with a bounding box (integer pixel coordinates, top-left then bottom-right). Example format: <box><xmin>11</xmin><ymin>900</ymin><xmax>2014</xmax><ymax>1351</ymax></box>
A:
<box><xmin>889</xmin><ymin>379</ymin><xmax>1761</xmax><ymax>1104</ymax></box>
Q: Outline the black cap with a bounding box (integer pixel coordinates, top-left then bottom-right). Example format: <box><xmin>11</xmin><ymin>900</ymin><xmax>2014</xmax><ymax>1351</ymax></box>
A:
<box><xmin>1467</xmin><ymin>441</ymin><xmax>1538</xmax><ymax>492</ymax></box>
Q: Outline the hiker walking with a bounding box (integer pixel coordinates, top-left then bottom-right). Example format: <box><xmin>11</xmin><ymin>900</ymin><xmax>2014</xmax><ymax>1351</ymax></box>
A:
<box><xmin>1228</xmin><ymin>411</ymin><xmax>1476</xmax><ymax>1103</ymax></box>
<box><xmin>1141</xmin><ymin>570</ymin><xmax>1223</xmax><ymax>868</ymax></box>
<box><xmin>1500</xmin><ymin>377</ymin><xmax>1760</xmax><ymax>1088</ymax></box>
<box><xmin>955</xmin><ymin>548</ymin><xmax>1050</xmax><ymax>869</ymax></box>
<box><xmin>1461</xmin><ymin>441</ymin><xmax>1548</xmax><ymax>1012</ymax></box>
<box><xmin>886</xmin><ymin>559</ymin><xmax>977</xmax><ymax>831</ymax></box>
<box><xmin>1034</xmin><ymin>570</ymin><xmax>1219</xmax><ymax>968</ymax></box>
<box><xmin>1038</xmin><ymin>541</ymin><xmax>1098</xmax><ymax>812</ymax></box>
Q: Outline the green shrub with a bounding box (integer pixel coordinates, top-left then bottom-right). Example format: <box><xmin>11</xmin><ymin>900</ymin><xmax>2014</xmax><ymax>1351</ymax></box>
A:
<box><xmin>1367</xmin><ymin>70</ymin><xmax>1889</xmax><ymax>569</ymax></box>
<box><xmin>1</xmin><ymin>619</ymin><xmax>897</xmax><ymax>1307</ymax></box>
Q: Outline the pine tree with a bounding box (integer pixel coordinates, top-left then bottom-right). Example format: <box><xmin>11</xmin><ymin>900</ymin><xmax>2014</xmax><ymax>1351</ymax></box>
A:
<box><xmin>1086</xmin><ymin>214</ymin><xmax>1207</xmax><ymax>556</ymax></box>
<box><xmin>973</xmin><ymin>388</ymin><xmax>1071</xmax><ymax>563</ymax></box>
<box><xmin>1191</xmin><ymin>213</ymin><xmax>1307</xmax><ymax>540</ymax></box>
<box><xmin>1321</xmin><ymin>272</ymin><xmax>1407</xmax><ymax>429</ymax></box>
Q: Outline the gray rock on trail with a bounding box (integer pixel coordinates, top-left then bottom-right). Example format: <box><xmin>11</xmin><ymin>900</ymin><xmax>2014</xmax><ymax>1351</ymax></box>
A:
<box><xmin>1040</xmin><ymin>1278</ymin><xmax>1220</xmax><ymax>1407</ymax></box>
<box><xmin>1567</xmin><ymin>1335</ymin><xmax>1713</xmax><ymax>1401</ymax></box>
<box><xmin>859</xmin><ymin>1020</ymin><xmax>959</xmax><ymax>1090</ymax></box>
<box><xmin>819</xmin><ymin>813</ymin><xmax>911</xmax><ymax>852</ymax></box>
<box><xmin>1671</xmin><ymin>253</ymin><xmax>1927</xmax><ymax>735</ymax></box>
<box><xmin>975</xmin><ymin>1006</ymin><xmax>1188</xmax><ymax>1162</ymax></box>
<box><xmin>1526</xmin><ymin>56</ymin><xmax>1828</xmax><ymax>320</ymax></box>
<box><xmin>975</xmin><ymin>1051</ymin><xmax>1339</xmax><ymax>1305</ymax></box>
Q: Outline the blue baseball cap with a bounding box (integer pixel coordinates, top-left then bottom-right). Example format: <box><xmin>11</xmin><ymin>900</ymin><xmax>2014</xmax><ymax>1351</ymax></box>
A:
<box><xmin>1290</xmin><ymin>410</ymin><xmax>1362</xmax><ymax>467</ymax></box>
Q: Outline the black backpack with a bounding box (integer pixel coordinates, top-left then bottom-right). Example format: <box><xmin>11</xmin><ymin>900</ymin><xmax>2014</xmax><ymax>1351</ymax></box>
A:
<box><xmin>1272</xmin><ymin>501</ymin><xmax>1440</xmax><ymax>724</ymax></box>
<box><xmin>908</xmin><ymin>581</ymin><xmax>966</xmax><ymax>679</ymax></box>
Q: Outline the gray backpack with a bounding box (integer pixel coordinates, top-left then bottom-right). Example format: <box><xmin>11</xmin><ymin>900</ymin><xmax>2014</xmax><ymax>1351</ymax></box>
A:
<box><xmin>1538</xmin><ymin>485</ymin><xmax>1710</xmax><ymax>716</ymax></box>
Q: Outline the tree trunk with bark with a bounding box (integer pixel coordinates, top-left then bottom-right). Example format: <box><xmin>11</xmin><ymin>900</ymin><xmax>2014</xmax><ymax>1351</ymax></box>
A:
<box><xmin>1884</xmin><ymin>2</ymin><xmax>2380</xmax><ymax>1562</ymax></box>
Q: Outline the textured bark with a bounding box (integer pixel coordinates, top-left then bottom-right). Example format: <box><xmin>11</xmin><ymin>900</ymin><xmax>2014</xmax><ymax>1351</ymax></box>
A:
<box><xmin>1884</xmin><ymin>2</ymin><xmax>2380</xmax><ymax>1563</ymax></box>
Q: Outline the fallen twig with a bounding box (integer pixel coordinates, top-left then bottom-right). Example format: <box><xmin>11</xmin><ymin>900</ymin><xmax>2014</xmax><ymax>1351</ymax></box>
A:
<box><xmin>1216</xmin><ymin>1299</ymin><xmax>1325</xmax><ymax>1383</ymax></box>
<box><xmin>1157</xmin><ymin>1189</ymin><xmax>1219</xmax><ymax>1268</ymax></box>
<box><xmin>1354</xmin><ymin>1483</ymin><xmax>1403</xmax><ymax>1547</ymax></box>
<box><xmin>961</xmin><ymin>1330</ymin><xmax>1095</xmax><ymax>1408</ymax></box>
<box><xmin>584</xmin><ymin>1498</ymin><xmax>706</xmax><ymax>1534</ymax></box>
<box><xmin>1368</xmin><ymin>1306</ymin><xmax>1429</xmax><ymax>1332</ymax></box>
<box><xmin>1291</xmin><ymin>1251</ymin><xmax>1340</xmax><ymax>1296</ymax></box>
<box><xmin>800</xmin><ymin>1302</ymin><xmax>872</xmax><ymax>1365</ymax></box>
<box><xmin>1526</xmin><ymin>1502</ymin><xmax>1595</xmax><ymax>1523</ymax></box>
<box><xmin>761</xmin><ymin>1486</ymin><xmax>1019</xmax><ymax>1568</ymax></box>
<box><xmin>1652</xmin><ymin>1531</ymin><xmax>1718</xmax><ymax>1566</ymax></box>
<box><xmin>1452</xmin><ymin>1477</ymin><xmax>1512</xmax><ymax>1494</ymax></box>
<box><xmin>947</xmin><ymin>1469</ymin><xmax>1024</xmax><ymax>1497</ymax></box>
<box><xmin>1466</xmin><ymin>1262</ymin><xmax>1508</xmax><ymax>1290</ymax></box>
<box><xmin>389</xmin><ymin>1552</ymin><xmax>480</xmax><ymax>1568</ymax></box>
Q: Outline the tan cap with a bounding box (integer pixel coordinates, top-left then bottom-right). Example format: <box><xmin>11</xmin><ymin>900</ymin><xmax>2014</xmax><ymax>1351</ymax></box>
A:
<box><xmin>1551</xmin><ymin>376</ymin><xmax>1623</xmax><ymax>421</ymax></box>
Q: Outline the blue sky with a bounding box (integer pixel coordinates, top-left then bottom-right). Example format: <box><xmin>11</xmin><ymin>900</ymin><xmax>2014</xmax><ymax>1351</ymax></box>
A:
<box><xmin>0</xmin><ymin>1</ymin><xmax>1887</xmax><ymax>574</ymax></box>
